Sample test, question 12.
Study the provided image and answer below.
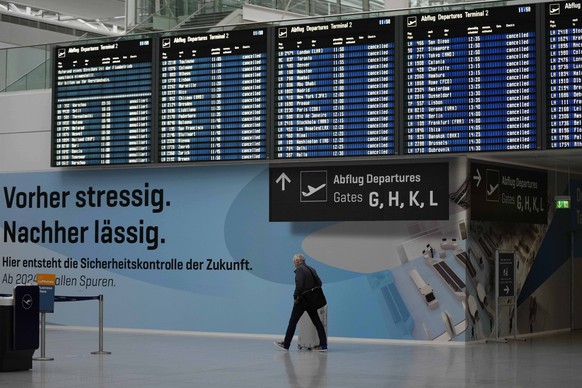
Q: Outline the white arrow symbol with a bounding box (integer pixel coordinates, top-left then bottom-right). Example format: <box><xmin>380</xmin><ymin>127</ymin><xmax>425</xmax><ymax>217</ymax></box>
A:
<box><xmin>504</xmin><ymin>285</ymin><xmax>510</xmax><ymax>295</ymax></box>
<box><xmin>473</xmin><ymin>169</ymin><xmax>482</xmax><ymax>187</ymax></box>
<box><xmin>276</xmin><ymin>173</ymin><xmax>291</xmax><ymax>191</ymax></box>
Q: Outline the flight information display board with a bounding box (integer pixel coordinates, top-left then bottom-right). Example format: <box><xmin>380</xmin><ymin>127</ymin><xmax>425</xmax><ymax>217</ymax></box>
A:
<box><xmin>52</xmin><ymin>39</ymin><xmax>153</xmax><ymax>166</ymax></box>
<box><xmin>405</xmin><ymin>5</ymin><xmax>538</xmax><ymax>153</ymax></box>
<box><xmin>546</xmin><ymin>1</ymin><xmax>582</xmax><ymax>148</ymax></box>
<box><xmin>158</xmin><ymin>29</ymin><xmax>267</xmax><ymax>162</ymax></box>
<box><xmin>275</xmin><ymin>18</ymin><xmax>396</xmax><ymax>158</ymax></box>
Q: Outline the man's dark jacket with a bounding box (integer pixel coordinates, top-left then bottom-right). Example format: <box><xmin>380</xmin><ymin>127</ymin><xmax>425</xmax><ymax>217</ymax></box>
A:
<box><xmin>293</xmin><ymin>262</ymin><xmax>322</xmax><ymax>301</ymax></box>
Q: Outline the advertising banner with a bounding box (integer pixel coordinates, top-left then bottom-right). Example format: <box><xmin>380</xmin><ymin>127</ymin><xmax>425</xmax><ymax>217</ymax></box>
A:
<box><xmin>0</xmin><ymin>163</ymin><xmax>468</xmax><ymax>341</ymax></box>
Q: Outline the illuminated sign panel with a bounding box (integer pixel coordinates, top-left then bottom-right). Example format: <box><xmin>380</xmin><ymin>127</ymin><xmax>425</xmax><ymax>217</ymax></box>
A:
<box><xmin>546</xmin><ymin>1</ymin><xmax>582</xmax><ymax>149</ymax></box>
<box><xmin>50</xmin><ymin>2</ymin><xmax>582</xmax><ymax>167</ymax></box>
<box><xmin>52</xmin><ymin>39</ymin><xmax>153</xmax><ymax>166</ymax></box>
<box><xmin>158</xmin><ymin>29</ymin><xmax>268</xmax><ymax>162</ymax></box>
<box><xmin>405</xmin><ymin>5</ymin><xmax>537</xmax><ymax>154</ymax></box>
<box><xmin>275</xmin><ymin>18</ymin><xmax>396</xmax><ymax>158</ymax></box>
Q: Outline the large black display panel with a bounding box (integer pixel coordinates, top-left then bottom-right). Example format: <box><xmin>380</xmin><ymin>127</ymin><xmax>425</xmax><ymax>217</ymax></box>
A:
<box><xmin>546</xmin><ymin>1</ymin><xmax>582</xmax><ymax>148</ymax></box>
<box><xmin>159</xmin><ymin>29</ymin><xmax>267</xmax><ymax>162</ymax></box>
<box><xmin>405</xmin><ymin>5</ymin><xmax>537</xmax><ymax>153</ymax></box>
<box><xmin>275</xmin><ymin>18</ymin><xmax>396</xmax><ymax>158</ymax></box>
<box><xmin>52</xmin><ymin>39</ymin><xmax>153</xmax><ymax>166</ymax></box>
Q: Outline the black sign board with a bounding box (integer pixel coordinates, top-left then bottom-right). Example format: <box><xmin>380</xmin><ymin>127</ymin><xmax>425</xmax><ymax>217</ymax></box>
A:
<box><xmin>270</xmin><ymin>162</ymin><xmax>449</xmax><ymax>221</ymax></box>
<box><xmin>497</xmin><ymin>251</ymin><xmax>515</xmax><ymax>298</ymax></box>
<box><xmin>470</xmin><ymin>162</ymin><xmax>547</xmax><ymax>223</ymax></box>
<box><xmin>571</xmin><ymin>180</ymin><xmax>582</xmax><ymax>232</ymax></box>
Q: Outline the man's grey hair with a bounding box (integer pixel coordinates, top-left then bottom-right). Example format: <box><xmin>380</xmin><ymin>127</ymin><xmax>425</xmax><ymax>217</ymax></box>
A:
<box><xmin>293</xmin><ymin>253</ymin><xmax>305</xmax><ymax>263</ymax></box>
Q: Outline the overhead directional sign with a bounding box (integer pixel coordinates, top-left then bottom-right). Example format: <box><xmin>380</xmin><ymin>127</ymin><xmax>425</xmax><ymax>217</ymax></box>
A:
<box><xmin>269</xmin><ymin>162</ymin><xmax>449</xmax><ymax>221</ymax></box>
<box><xmin>470</xmin><ymin>162</ymin><xmax>547</xmax><ymax>223</ymax></box>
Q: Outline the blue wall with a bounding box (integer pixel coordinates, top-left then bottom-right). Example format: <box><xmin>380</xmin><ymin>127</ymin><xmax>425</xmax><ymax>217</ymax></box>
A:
<box><xmin>0</xmin><ymin>162</ymin><xmax>472</xmax><ymax>340</ymax></box>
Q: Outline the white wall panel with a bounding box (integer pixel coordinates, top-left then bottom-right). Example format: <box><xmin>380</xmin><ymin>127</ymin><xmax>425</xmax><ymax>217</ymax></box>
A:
<box><xmin>0</xmin><ymin>90</ymin><xmax>51</xmax><ymax>172</ymax></box>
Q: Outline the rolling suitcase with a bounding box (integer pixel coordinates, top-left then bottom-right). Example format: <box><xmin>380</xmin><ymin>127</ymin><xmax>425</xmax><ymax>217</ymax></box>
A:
<box><xmin>297</xmin><ymin>305</ymin><xmax>327</xmax><ymax>350</ymax></box>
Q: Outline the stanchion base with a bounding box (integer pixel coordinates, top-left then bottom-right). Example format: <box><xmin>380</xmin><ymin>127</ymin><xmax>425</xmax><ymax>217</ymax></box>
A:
<box><xmin>33</xmin><ymin>357</ymin><xmax>55</xmax><ymax>361</ymax></box>
<box><xmin>91</xmin><ymin>351</ymin><xmax>112</xmax><ymax>355</ymax></box>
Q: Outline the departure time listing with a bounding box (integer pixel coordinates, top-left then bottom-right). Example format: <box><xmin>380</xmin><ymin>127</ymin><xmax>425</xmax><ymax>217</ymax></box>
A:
<box><xmin>158</xmin><ymin>29</ymin><xmax>267</xmax><ymax>162</ymax></box>
<box><xmin>405</xmin><ymin>5</ymin><xmax>537</xmax><ymax>154</ymax></box>
<box><xmin>275</xmin><ymin>18</ymin><xmax>396</xmax><ymax>159</ymax></box>
<box><xmin>546</xmin><ymin>1</ymin><xmax>582</xmax><ymax>149</ymax></box>
<box><xmin>53</xmin><ymin>39</ymin><xmax>153</xmax><ymax>166</ymax></box>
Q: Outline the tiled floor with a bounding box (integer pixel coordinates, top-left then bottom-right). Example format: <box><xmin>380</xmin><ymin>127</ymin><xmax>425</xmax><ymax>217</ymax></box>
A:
<box><xmin>1</xmin><ymin>327</ymin><xmax>582</xmax><ymax>387</ymax></box>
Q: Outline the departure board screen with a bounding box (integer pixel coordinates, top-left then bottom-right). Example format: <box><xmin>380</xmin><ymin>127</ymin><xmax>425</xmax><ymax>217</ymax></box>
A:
<box><xmin>275</xmin><ymin>18</ymin><xmax>396</xmax><ymax>158</ymax></box>
<box><xmin>405</xmin><ymin>5</ymin><xmax>537</xmax><ymax>153</ymax></box>
<box><xmin>546</xmin><ymin>1</ymin><xmax>582</xmax><ymax>148</ymax></box>
<box><xmin>52</xmin><ymin>39</ymin><xmax>153</xmax><ymax>166</ymax></box>
<box><xmin>159</xmin><ymin>29</ymin><xmax>267</xmax><ymax>162</ymax></box>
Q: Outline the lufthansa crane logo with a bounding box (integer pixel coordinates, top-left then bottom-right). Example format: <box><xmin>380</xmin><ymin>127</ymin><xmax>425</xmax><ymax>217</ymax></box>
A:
<box><xmin>22</xmin><ymin>294</ymin><xmax>33</xmax><ymax>310</ymax></box>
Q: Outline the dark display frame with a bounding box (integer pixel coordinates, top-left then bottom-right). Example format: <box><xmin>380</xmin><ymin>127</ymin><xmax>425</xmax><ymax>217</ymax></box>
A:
<box><xmin>158</xmin><ymin>28</ymin><xmax>269</xmax><ymax>163</ymax></box>
<box><xmin>274</xmin><ymin>18</ymin><xmax>397</xmax><ymax>159</ymax></box>
<box><xmin>404</xmin><ymin>4</ymin><xmax>539</xmax><ymax>154</ymax></box>
<box><xmin>50</xmin><ymin>1</ymin><xmax>582</xmax><ymax>167</ymax></box>
<box><xmin>52</xmin><ymin>38</ymin><xmax>154</xmax><ymax>166</ymax></box>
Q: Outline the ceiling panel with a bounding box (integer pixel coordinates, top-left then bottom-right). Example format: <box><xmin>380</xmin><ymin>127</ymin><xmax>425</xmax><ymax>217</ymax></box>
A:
<box><xmin>14</xmin><ymin>0</ymin><xmax>125</xmax><ymax>21</ymax></box>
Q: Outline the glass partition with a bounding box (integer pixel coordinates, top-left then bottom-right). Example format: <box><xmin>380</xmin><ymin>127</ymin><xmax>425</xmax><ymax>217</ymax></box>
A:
<box><xmin>0</xmin><ymin>49</ymin><xmax>6</xmax><ymax>91</ymax></box>
<box><xmin>0</xmin><ymin>45</ymin><xmax>51</xmax><ymax>93</ymax></box>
